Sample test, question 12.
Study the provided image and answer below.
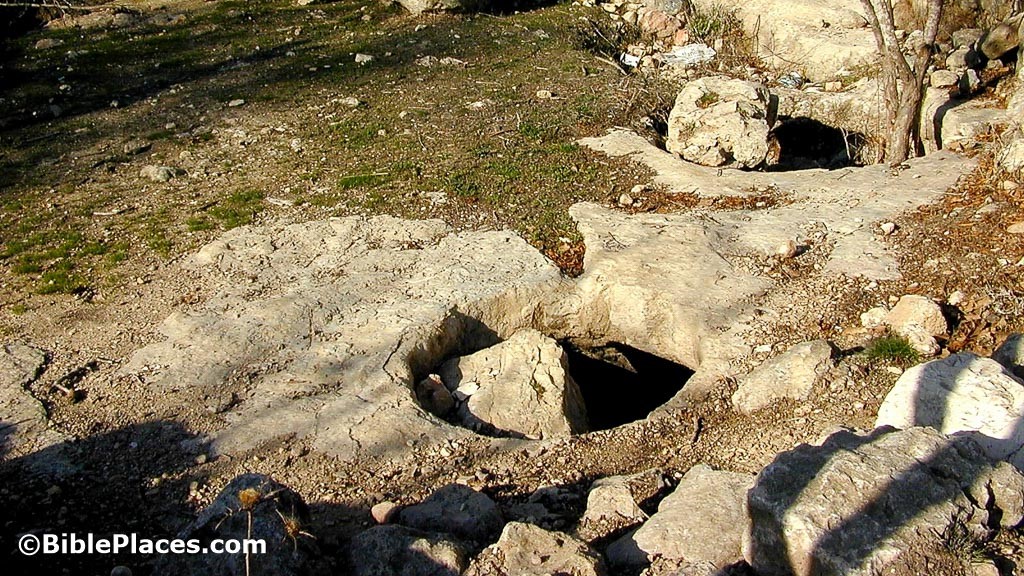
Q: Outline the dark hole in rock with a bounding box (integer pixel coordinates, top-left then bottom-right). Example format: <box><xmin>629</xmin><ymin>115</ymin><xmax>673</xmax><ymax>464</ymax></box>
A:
<box><xmin>766</xmin><ymin>116</ymin><xmax>867</xmax><ymax>171</ymax></box>
<box><xmin>644</xmin><ymin>109</ymin><xmax>868</xmax><ymax>172</ymax></box>
<box><xmin>561</xmin><ymin>341</ymin><xmax>693</xmax><ymax>431</ymax></box>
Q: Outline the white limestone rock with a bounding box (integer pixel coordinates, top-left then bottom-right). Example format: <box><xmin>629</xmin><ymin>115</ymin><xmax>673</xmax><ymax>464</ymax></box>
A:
<box><xmin>438</xmin><ymin>329</ymin><xmax>588</xmax><ymax>440</ymax></box>
<box><xmin>666</xmin><ymin>76</ymin><xmax>776</xmax><ymax>169</ymax></box>
<box><xmin>731</xmin><ymin>340</ymin><xmax>833</xmax><ymax>414</ymax></box>
<box><xmin>609</xmin><ymin>464</ymin><xmax>752</xmax><ymax>569</ymax></box>
<box><xmin>875</xmin><ymin>353</ymin><xmax>1024</xmax><ymax>466</ymax></box>
<box><xmin>745</xmin><ymin>426</ymin><xmax>1021</xmax><ymax>576</ymax></box>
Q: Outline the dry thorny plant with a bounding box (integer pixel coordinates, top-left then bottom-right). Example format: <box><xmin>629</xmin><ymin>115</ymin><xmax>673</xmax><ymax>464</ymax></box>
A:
<box><xmin>215</xmin><ymin>484</ymin><xmax>316</xmax><ymax>576</ymax></box>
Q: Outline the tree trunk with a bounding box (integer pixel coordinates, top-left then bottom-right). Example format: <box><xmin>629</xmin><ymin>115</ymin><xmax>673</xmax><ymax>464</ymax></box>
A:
<box><xmin>859</xmin><ymin>0</ymin><xmax>944</xmax><ymax>164</ymax></box>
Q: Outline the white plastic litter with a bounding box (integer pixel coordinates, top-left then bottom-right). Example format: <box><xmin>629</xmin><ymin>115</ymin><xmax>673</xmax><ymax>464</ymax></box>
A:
<box><xmin>660</xmin><ymin>43</ymin><xmax>716</xmax><ymax>67</ymax></box>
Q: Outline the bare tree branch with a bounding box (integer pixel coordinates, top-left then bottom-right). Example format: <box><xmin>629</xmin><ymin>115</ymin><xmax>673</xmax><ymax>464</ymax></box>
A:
<box><xmin>859</xmin><ymin>0</ymin><xmax>944</xmax><ymax>164</ymax></box>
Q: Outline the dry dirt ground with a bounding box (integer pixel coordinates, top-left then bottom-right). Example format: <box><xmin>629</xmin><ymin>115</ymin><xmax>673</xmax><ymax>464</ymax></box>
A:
<box><xmin>2</xmin><ymin>1</ymin><xmax>1024</xmax><ymax>575</ymax></box>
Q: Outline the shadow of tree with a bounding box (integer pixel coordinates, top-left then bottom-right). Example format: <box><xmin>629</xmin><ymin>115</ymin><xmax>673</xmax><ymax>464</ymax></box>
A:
<box><xmin>755</xmin><ymin>351</ymin><xmax>1024</xmax><ymax>575</ymax></box>
<box><xmin>0</xmin><ymin>419</ymin><xmax>211</xmax><ymax>574</ymax></box>
<box><xmin>0</xmin><ymin>418</ymin><xmax>504</xmax><ymax>576</ymax></box>
<box><xmin>0</xmin><ymin>419</ymin><xmax>13</xmax><ymax>460</ymax></box>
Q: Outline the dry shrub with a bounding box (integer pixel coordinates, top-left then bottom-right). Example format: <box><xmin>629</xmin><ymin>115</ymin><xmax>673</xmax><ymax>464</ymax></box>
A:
<box><xmin>680</xmin><ymin>2</ymin><xmax>760</xmax><ymax>70</ymax></box>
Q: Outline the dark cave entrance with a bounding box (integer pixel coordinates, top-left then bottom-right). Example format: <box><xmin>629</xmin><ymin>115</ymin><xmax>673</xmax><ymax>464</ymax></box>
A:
<box><xmin>562</xmin><ymin>341</ymin><xmax>694</xmax><ymax>431</ymax></box>
<box><xmin>767</xmin><ymin>116</ymin><xmax>869</xmax><ymax>171</ymax></box>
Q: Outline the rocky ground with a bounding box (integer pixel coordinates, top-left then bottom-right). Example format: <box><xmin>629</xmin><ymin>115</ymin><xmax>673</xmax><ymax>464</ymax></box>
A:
<box><xmin>3</xmin><ymin>0</ymin><xmax>1024</xmax><ymax>575</ymax></box>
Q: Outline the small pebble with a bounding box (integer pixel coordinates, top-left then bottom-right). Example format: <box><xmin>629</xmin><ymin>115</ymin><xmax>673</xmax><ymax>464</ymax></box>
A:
<box><xmin>947</xmin><ymin>290</ymin><xmax>965</xmax><ymax>306</ymax></box>
<box><xmin>368</xmin><ymin>500</ymin><xmax>399</xmax><ymax>522</ymax></box>
<box><xmin>776</xmin><ymin>239</ymin><xmax>798</xmax><ymax>259</ymax></box>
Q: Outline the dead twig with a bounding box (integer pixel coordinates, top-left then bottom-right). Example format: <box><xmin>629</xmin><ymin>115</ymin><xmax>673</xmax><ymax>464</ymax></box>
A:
<box><xmin>593</xmin><ymin>55</ymin><xmax>628</xmax><ymax>75</ymax></box>
<box><xmin>690</xmin><ymin>415</ymin><xmax>703</xmax><ymax>444</ymax></box>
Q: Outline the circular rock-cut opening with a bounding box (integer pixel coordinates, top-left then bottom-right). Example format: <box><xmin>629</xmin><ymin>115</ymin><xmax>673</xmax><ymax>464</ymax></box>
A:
<box><xmin>561</xmin><ymin>340</ymin><xmax>693</xmax><ymax>431</ymax></box>
<box><xmin>414</xmin><ymin>330</ymin><xmax>694</xmax><ymax>439</ymax></box>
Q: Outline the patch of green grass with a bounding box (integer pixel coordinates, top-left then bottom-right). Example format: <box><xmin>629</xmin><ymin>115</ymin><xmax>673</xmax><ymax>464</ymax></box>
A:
<box><xmin>697</xmin><ymin>91</ymin><xmax>720</xmax><ymax>109</ymax></box>
<box><xmin>207</xmin><ymin>189</ymin><xmax>265</xmax><ymax>229</ymax></box>
<box><xmin>146</xmin><ymin>129</ymin><xmax>176</xmax><ymax>141</ymax></box>
<box><xmin>686</xmin><ymin>3</ymin><xmax>744</xmax><ymax>42</ymax></box>
<box><xmin>517</xmin><ymin>121</ymin><xmax>545</xmax><ymax>140</ymax></box>
<box><xmin>306</xmin><ymin>192</ymin><xmax>340</xmax><ymax>208</ymax></box>
<box><xmin>12</xmin><ymin>257</ymin><xmax>43</xmax><ymax>274</ymax></box>
<box><xmin>187</xmin><ymin>216</ymin><xmax>214</xmax><ymax>232</ymax></box>
<box><xmin>332</xmin><ymin>120</ymin><xmax>383</xmax><ymax>149</ymax></box>
<box><xmin>442</xmin><ymin>170</ymin><xmax>483</xmax><ymax>201</ymax></box>
<box><xmin>37</xmin><ymin>262</ymin><xmax>85</xmax><ymax>295</ymax></box>
<box><xmin>489</xmin><ymin>160</ymin><xmax>522</xmax><ymax>181</ymax></box>
<box><xmin>940</xmin><ymin>514</ymin><xmax>990</xmax><ymax>565</ymax></box>
<box><xmin>361</xmin><ymin>190</ymin><xmax>388</xmax><ymax>211</ymax></box>
<box><xmin>9</xmin><ymin>303</ymin><xmax>28</xmax><ymax>315</ymax></box>
<box><xmin>339</xmin><ymin>172</ymin><xmax>389</xmax><ymax>190</ymax></box>
<box><xmin>105</xmin><ymin>243</ymin><xmax>129</xmax><ymax>265</ymax></box>
<box><xmin>80</xmin><ymin>241</ymin><xmax>109</xmax><ymax>256</ymax></box>
<box><xmin>865</xmin><ymin>335</ymin><xmax>920</xmax><ymax>365</ymax></box>
<box><xmin>143</xmin><ymin>224</ymin><xmax>173</xmax><ymax>257</ymax></box>
<box><xmin>390</xmin><ymin>161</ymin><xmax>422</xmax><ymax>177</ymax></box>
<box><xmin>2</xmin><ymin>237</ymin><xmax>43</xmax><ymax>260</ymax></box>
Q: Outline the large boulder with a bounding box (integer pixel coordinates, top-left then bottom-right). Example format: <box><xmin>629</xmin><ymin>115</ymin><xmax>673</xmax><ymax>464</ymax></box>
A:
<box><xmin>438</xmin><ymin>328</ymin><xmax>588</xmax><ymax>439</ymax></box>
<box><xmin>731</xmin><ymin>340</ymin><xmax>833</xmax><ymax>414</ymax></box>
<box><xmin>979</xmin><ymin>12</ymin><xmax>1024</xmax><ymax>60</ymax></box>
<box><xmin>349</xmin><ymin>525</ymin><xmax>467</xmax><ymax>576</ymax></box>
<box><xmin>998</xmin><ymin>139</ymin><xmax>1024</xmax><ymax>173</ymax></box>
<box><xmin>576</xmin><ymin>476</ymin><xmax>649</xmax><ymax>542</ymax></box>
<box><xmin>941</xmin><ymin>102</ymin><xmax>1008</xmax><ymax>150</ymax></box>
<box><xmin>398</xmin><ymin>484</ymin><xmax>505</xmax><ymax>543</ymax></box>
<box><xmin>665</xmin><ymin>76</ymin><xmax>776</xmax><ymax>169</ymax></box>
<box><xmin>465</xmin><ymin>522</ymin><xmax>607</xmax><ymax>576</ymax></box>
<box><xmin>153</xmin><ymin>474</ymin><xmax>326</xmax><ymax>576</ymax></box>
<box><xmin>745</xmin><ymin>427</ymin><xmax>1024</xmax><ymax>576</ymax></box>
<box><xmin>884</xmin><ymin>295</ymin><xmax>947</xmax><ymax>338</ymax></box>
<box><xmin>575</xmin><ymin>129</ymin><xmax>971</xmax><ymax>403</ymax></box>
<box><xmin>689</xmin><ymin>0</ymin><xmax>876</xmax><ymax>81</ymax></box>
<box><xmin>875</xmin><ymin>353</ymin><xmax>1024</xmax><ymax>467</ymax></box>
<box><xmin>607</xmin><ymin>464</ymin><xmax>752</xmax><ymax>569</ymax></box>
<box><xmin>894</xmin><ymin>0</ymin><xmax>996</xmax><ymax>34</ymax></box>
